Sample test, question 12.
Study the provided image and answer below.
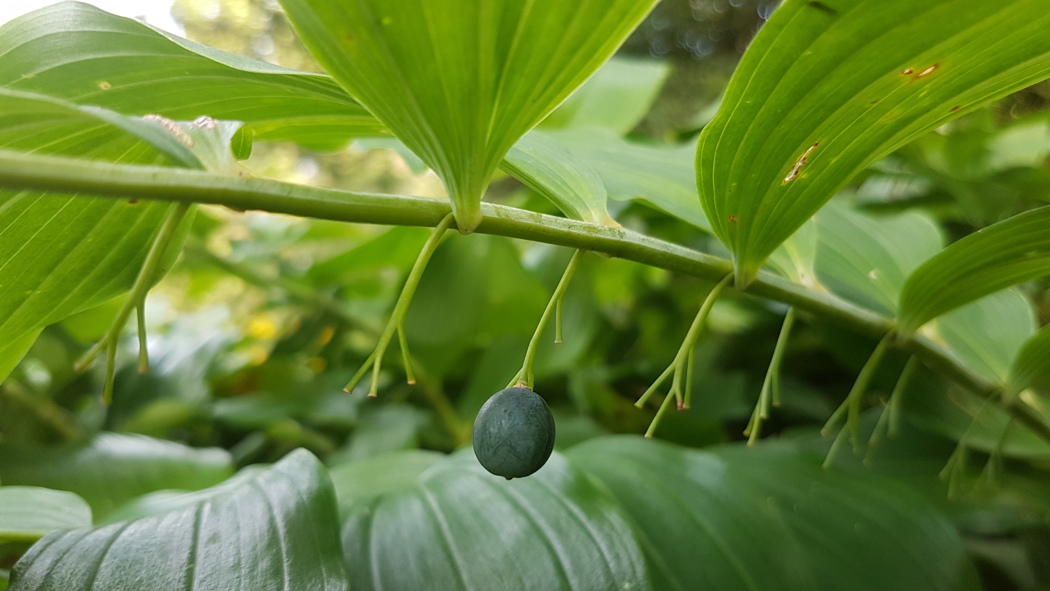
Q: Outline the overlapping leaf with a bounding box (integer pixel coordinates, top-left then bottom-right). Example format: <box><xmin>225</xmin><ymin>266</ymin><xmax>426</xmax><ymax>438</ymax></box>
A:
<box><xmin>569</xmin><ymin>437</ymin><xmax>979</xmax><ymax>591</ymax></box>
<box><xmin>0</xmin><ymin>1</ymin><xmax>384</xmax><ymax>150</ymax></box>
<box><xmin>8</xmin><ymin>449</ymin><xmax>347</xmax><ymax>591</ymax></box>
<box><xmin>279</xmin><ymin>0</ymin><xmax>659</xmax><ymax>232</ymax></box>
<box><xmin>0</xmin><ymin>488</ymin><xmax>91</xmax><ymax>546</ymax></box>
<box><xmin>517</xmin><ymin>128</ymin><xmax>710</xmax><ymax>231</ymax></box>
<box><xmin>899</xmin><ymin>205</ymin><xmax>1050</xmax><ymax>334</ymax></box>
<box><xmin>538</xmin><ymin>58</ymin><xmax>670</xmax><ymax>134</ymax></box>
<box><xmin>1009</xmin><ymin>323</ymin><xmax>1050</xmax><ymax>396</ymax></box>
<box><xmin>501</xmin><ymin>131</ymin><xmax>616</xmax><ymax>226</ymax></box>
<box><xmin>334</xmin><ymin>449</ymin><xmax>649</xmax><ymax>591</ymax></box>
<box><xmin>332</xmin><ymin>437</ymin><xmax>977</xmax><ymax>590</ymax></box>
<box><xmin>0</xmin><ymin>89</ymin><xmax>199</xmax><ymax>380</ymax></box>
<box><xmin>813</xmin><ymin>201</ymin><xmax>943</xmax><ymax>315</ymax></box>
<box><xmin>0</xmin><ymin>433</ymin><xmax>233</xmax><ymax>518</ymax></box>
<box><xmin>696</xmin><ymin>0</ymin><xmax>1050</xmax><ymax>287</ymax></box>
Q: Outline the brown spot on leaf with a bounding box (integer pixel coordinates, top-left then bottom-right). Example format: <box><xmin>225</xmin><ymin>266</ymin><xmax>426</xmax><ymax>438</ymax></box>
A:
<box><xmin>950</xmin><ymin>105</ymin><xmax>960</xmax><ymax>112</ymax></box>
<box><xmin>900</xmin><ymin>68</ymin><xmax>914</xmax><ymax>76</ymax></box>
<box><xmin>916</xmin><ymin>63</ymin><xmax>939</xmax><ymax>78</ymax></box>
<box><xmin>783</xmin><ymin>142</ymin><xmax>819</xmax><ymax>185</ymax></box>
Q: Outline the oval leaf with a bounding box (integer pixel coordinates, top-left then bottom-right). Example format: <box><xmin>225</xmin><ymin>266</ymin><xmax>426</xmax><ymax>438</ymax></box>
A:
<box><xmin>899</xmin><ymin>205</ymin><xmax>1050</xmax><ymax>334</ymax></box>
<box><xmin>279</xmin><ymin>0</ymin><xmax>658</xmax><ymax>232</ymax></box>
<box><xmin>568</xmin><ymin>436</ymin><xmax>980</xmax><ymax>591</ymax></box>
<box><xmin>334</xmin><ymin>449</ymin><xmax>649</xmax><ymax>591</ymax></box>
<box><xmin>696</xmin><ymin>0</ymin><xmax>1050</xmax><ymax>287</ymax></box>
<box><xmin>8</xmin><ymin>449</ymin><xmax>347</xmax><ymax>591</ymax></box>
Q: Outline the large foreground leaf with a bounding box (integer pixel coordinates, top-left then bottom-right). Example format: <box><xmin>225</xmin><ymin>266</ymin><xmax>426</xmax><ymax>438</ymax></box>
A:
<box><xmin>898</xmin><ymin>205</ymin><xmax>1050</xmax><ymax>334</ymax></box>
<box><xmin>333</xmin><ymin>449</ymin><xmax>649</xmax><ymax>591</ymax></box>
<box><xmin>569</xmin><ymin>437</ymin><xmax>979</xmax><ymax>591</ymax></box>
<box><xmin>696</xmin><ymin>0</ymin><xmax>1050</xmax><ymax>287</ymax></box>
<box><xmin>280</xmin><ymin>0</ymin><xmax>658</xmax><ymax>232</ymax></box>
<box><xmin>8</xmin><ymin>449</ymin><xmax>347</xmax><ymax>591</ymax></box>
<box><xmin>333</xmin><ymin>437</ymin><xmax>977</xmax><ymax>590</ymax></box>
<box><xmin>0</xmin><ymin>433</ymin><xmax>233</xmax><ymax>519</ymax></box>
<box><xmin>0</xmin><ymin>2</ymin><xmax>383</xmax><ymax>150</ymax></box>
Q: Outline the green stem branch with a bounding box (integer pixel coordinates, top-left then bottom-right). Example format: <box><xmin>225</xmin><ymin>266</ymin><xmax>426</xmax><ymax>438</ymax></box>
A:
<box><xmin>74</xmin><ymin>202</ymin><xmax>191</xmax><ymax>403</ymax></box>
<box><xmin>509</xmin><ymin>250</ymin><xmax>585</xmax><ymax>389</ymax></box>
<box><xmin>345</xmin><ymin>213</ymin><xmax>455</xmax><ymax>396</ymax></box>
<box><xmin>1</xmin><ymin>150</ymin><xmax>1047</xmax><ymax>441</ymax></box>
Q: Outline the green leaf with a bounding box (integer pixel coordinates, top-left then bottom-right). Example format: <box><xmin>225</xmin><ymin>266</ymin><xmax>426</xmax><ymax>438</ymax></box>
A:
<box><xmin>696</xmin><ymin>0</ymin><xmax>1050</xmax><ymax>287</ymax></box>
<box><xmin>0</xmin><ymin>487</ymin><xmax>91</xmax><ymax>545</ymax></box>
<box><xmin>902</xmin><ymin>368</ymin><xmax>1050</xmax><ymax>460</ymax></box>
<box><xmin>899</xmin><ymin>205</ymin><xmax>1050</xmax><ymax>334</ymax></box>
<box><xmin>1009</xmin><ymin>323</ymin><xmax>1050</xmax><ymax>396</ymax></box>
<box><xmin>328</xmin><ymin>449</ymin><xmax>442</xmax><ymax>510</ymax></box>
<box><xmin>541</xmin><ymin>128</ymin><xmax>710</xmax><ymax>231</ymax></box>
<box><xmin>333</xmin><ymin>438</ymin><xmax>978</xmax><ymax>590</ymax></box>
<box><xmin>501</xmin><ymin>131</ymin><xmax>617</xmax><ymax>227</ymax></box>
<box><xmin>539</xmin><ymin>57</ymin><xmax>670</xmax><ymax>134</ymax></box>
<box><xmin>8</xmin><ymin>449</ymin><xmax>348</xmax><ymax>591</ymax></box>
<box><xmin>0</xmin><ymin>89</ymin><xmax>196</xmax><ymax>379</ymax></box>
<box><xmin>279</xmin><ymin>0</ymin><xmax>659</xmax><ymax>232</ymax></box>
<box><xmin>0</xmin><ymin>1</ymin><xmax>383</xmax><ymax>151</ymax></box>
<box><xmin>335</xmin><ymin>449</ymin><xmax>649</xmax><ymax>591</ymax></box>
<box><xmin>568</xmin><ymin>436</ymin><xmax>980</xmax><ymax>591</ymax></box>
<box><xmin>813</xmin><ymin>200</ymin><xmax>943</xmax><ymax>315</ymax></box>
<box><xmin>927</xmin><ymin>289</ymin><xmax>1036</xmax><ymax>385</ymax></box>
<box><xmin>0</xmin><ymin>433</ymin><xmax>233</xmax><ymax>519</ymax></box>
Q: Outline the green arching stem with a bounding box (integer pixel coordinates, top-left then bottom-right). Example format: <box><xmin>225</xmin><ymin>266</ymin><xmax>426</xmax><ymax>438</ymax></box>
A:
<box><xmin>74</xmin><ymin>202</ymin><xmax>191</xmax><ymax>404</ymax></box>
<box><xmin>822</xmin><ymin>332</ymin><xmax>892</xmax><ymax>450</ymax></box>
<box><xmin>2</xmin><ymin>150</ymin><xmax>1049</xmax><ymax>443</ymax></box>
<box><xmin>745</xmin><ymin>306</ymin><xmax>796</xmax><ymax>446</ymax></box>
<box><xmin>509</xmin><ymin>249</ymin><xmax>586</xmax><ymax>389</ymax></box>
<box><xmin>345</xmin><ymin>213</ymin><xmax>455</xmax><ymax>396</ymax></box>
<box><xmin>637</xmin><ymin>274</ymin><xmax>732</xmax><ymax>434</ymax></box>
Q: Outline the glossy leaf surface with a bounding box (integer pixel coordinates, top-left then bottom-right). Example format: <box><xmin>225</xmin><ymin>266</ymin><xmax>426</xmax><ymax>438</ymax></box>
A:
<box><xmin>333</xmin><ymin>438</ymin><xmax>977</xmax><ymax>590</ymax></box>
<box><xmin>279</xmin><ymin>0</ymin><xmax>659</xmax><ymax>231</ymax></box>
<box><xmin>569</xmin><ymin>437</ymin><xmax>979</xmax><ymax>591</ymax></box>
<box><xmin>334</xmin><ymin>449</ymin><xmax>649</xmax><ymax>591</ymax></box>
<box><xmin>8</xmin><ymin>449</ymin><xmax>347</xmax><ymax>591</ymax></box>
<box><xmin>696</xmin><ymin>0</ymin><xmax>1050</xmax><ymax>286</ymax></box>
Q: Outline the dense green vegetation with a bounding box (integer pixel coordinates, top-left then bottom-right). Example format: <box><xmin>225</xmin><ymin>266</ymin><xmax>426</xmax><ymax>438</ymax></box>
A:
<box><xmin>1</xmin><ymin>0</ymin><xmax>1049</xmax><ymax>589</ymax></box>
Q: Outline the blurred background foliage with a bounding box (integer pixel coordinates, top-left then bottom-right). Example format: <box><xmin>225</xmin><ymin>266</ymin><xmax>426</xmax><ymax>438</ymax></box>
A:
<box><xmin>1</xmin><ymin>0</ymin><xmax>1049</xmax><ymax>588</ymax></box>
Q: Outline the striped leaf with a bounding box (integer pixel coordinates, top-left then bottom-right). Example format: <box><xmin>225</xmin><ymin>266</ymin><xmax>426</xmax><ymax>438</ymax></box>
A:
<box><xmin>696</xmin><ymin>0</ymin><xmax>1050</xmax><ymax>287</ymax></box>
<box><xmin>279</xmin><ymin>0</ymin><xmax>658</xmax><ymax>232</ymax></box>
